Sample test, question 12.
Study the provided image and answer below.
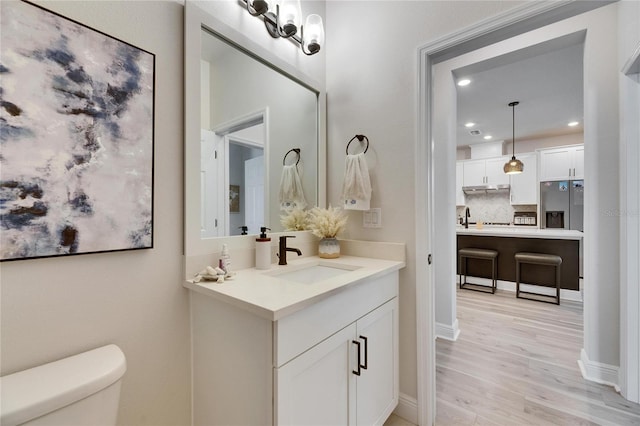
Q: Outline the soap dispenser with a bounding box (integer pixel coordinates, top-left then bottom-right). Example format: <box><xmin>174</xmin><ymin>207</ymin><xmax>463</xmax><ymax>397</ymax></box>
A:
<box><xmin>220</xmin><ymin>243</ymin><xmax>231</xmax><ymax>273</ymax></box>
<box><xmin>255</xmin><ymin>227</ymin><xmax>271</xmax><ymax>270</ymax></box>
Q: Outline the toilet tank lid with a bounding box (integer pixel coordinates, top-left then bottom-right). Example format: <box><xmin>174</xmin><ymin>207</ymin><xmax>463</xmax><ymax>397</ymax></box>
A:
<box><xmin>0</xmin><ymin>344</ymin><xmax>126</xmax><ymax>426</ymax></box>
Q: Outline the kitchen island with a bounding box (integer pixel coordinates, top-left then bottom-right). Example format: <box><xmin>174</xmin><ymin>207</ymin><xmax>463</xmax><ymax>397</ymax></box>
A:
<box><xmin>456</xmin><ymin>226</ymin><xmax>583</xmax><ymax>290</ymax></box>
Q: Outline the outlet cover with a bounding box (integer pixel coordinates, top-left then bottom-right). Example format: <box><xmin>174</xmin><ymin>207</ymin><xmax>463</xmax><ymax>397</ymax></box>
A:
<box><xmin>363</xmin><ymin>208</ymin><xmax>382</xmax><ymax>228</ymax></box>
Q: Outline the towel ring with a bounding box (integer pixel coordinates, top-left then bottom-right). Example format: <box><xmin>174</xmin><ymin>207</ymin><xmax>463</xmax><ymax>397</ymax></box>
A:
<box><xmin>283</xmin><ymin>148</ymin><xmax>301</xmax><ymax>166</ymax></box>
<box><xmin>346</xmin><ymin>134</ymin><xmax>369</xmax><ymax>155</ymax></box>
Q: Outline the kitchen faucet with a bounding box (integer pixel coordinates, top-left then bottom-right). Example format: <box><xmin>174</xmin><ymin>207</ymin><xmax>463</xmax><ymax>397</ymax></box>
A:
<box><xmin>464</xmin><ymin>207</ymin><xmax>471</xmax><ymax>229</ymax></box>
<box><xmin>278</xmin><ymin>236</ymin><xmax>302</xmax><ymax>265</ymax></box>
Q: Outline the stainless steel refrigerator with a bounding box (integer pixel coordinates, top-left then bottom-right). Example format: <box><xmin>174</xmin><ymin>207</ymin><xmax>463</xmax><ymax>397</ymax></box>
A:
<box><xmin>540</xmin><ymin>180</ymin><xmax>584</xmax><ymax>231</ymax></box>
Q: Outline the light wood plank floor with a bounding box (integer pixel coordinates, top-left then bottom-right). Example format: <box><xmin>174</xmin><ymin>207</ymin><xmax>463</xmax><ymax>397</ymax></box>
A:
<box><xmin>437</xmin><ymin>289</ymin><xmax>640</xmax><ymax>425</ymax></box>
<box><xmin>386</xmin><ymin>289</ymin><xmax>640</xmax><ymax>426</ymax></box>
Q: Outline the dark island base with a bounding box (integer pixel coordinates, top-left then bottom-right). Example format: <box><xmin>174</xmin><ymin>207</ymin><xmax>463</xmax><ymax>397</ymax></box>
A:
<box><xmin>457</xmin><ymin>235</ymin><xmax>580</xmax><ymax>291</ymax></box>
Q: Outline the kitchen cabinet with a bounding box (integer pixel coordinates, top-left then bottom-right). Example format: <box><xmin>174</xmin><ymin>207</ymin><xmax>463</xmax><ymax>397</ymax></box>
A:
<box><xmin>509</xmin><ymin>152</ymin><xmax>537</xmax><ymax>205</ymax></box>
<box><xmin>462</xmin><ymin>157</ymin><xmax>510</xmax><ymax>186</ymax></box>
<box><xmin>456</xmin><ymin>162</ymin><xmax>465</xmax><ymax>206</ymax></box>
<box><xmin>538</xmin><ymin>144</ymin><xmax>584</xmax><ymax>181</ymax></box>
<box><xmin>190</xmin><ymin>269</ymin><xmax>399</xmax><ymax>425</ymax></box>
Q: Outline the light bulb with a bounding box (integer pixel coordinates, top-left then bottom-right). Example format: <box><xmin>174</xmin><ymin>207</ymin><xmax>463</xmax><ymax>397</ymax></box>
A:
<box><xmin>280</xmin><ymin>0</ymin><xmax>301</xmax><ymax>36</ymax></box>
<box><xmin>303</xmin><ymin>14</ymin><xmax>324</xmax><ymax>54</ymax></box>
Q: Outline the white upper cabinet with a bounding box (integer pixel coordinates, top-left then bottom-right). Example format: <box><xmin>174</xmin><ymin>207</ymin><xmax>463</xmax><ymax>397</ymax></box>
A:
<box><xmin>572</xmin><ymin>146</ymin><xmax>584</xmax><ymax>179</ymax></box>
<box><xmin>485</xmin><ymin>157</ymin><xmax>510</xmax><ymax>185</ymax></box>
<box><xmin>538</xmin><ymin>144</ymin><xmax>584</xmax><ymax>181</ymax></box>
<box><xmin>455</xmin><ymin>162</ymin><xmax>465</xmax><ymax>206</ymax></box>
<box><xmin>462</xmin><ymin>159</ymin><xmax>486</xmax><ymax>186</ymax></box>
<box><xmin>462</xmin><ymin>157</ymin><xmax>509</xmax><ymax>186</ymax></box>
<box><xmin>509</xmin><ymin>152</ymin><xmax>537</xmax><ymax>205</ymax></box>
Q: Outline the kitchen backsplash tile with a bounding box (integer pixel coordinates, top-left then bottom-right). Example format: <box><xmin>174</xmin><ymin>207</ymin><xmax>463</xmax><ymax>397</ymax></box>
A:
<box><xmin>457</xmin><ymin>192</ymin><xmax>536</xmax><ymax>224</ymax></box>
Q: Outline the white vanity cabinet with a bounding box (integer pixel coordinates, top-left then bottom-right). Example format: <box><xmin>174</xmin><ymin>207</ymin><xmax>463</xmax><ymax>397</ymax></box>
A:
<box><xmin>277</xmin><ymin>298</ymin><xmax>397</xmax><ymax>426</ymax></box>
<box><xmin>538</xmin><ymin>144</ymin><xmax>584</xmax><ymax>181</ymax></box>
<box><xmin>189</xmin><ymin>266</ymin><xmax>400</xmax><ymax>426</ymax></box>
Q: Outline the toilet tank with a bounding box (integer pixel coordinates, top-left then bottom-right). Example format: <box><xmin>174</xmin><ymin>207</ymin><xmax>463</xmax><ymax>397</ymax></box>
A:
<box><xmin>0</xmin><ymin>344</ymin><xmax>126</xmax><ymax>426</ymax></box>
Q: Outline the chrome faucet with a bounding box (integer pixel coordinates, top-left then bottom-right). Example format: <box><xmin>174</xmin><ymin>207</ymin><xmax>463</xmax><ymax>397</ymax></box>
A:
<box><xmin>464</xmin><ymin>207</ymin><xmax>471</xmax><ymax>229</ymax></box>
<box><xmin>278</xmin><ymin>236</ymin><xmax>302</xmax><ymax>265</ymax></box>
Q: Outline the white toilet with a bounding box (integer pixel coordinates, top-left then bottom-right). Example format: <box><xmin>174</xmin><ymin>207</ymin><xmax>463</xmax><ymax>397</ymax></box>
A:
<box><xmin>0</xmin><ymin>344</ymin><xmax>126</xmax><ymax>426</ymax></box>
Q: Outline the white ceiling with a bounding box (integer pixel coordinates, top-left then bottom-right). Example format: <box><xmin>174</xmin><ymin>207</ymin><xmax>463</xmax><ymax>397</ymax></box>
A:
<box><xmin>454</xmin><ymin>32</ymin><xmax>585</xmax><ymax>147</ymax></box>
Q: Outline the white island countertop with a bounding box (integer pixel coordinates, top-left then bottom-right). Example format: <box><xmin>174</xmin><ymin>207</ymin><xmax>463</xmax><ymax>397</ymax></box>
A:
<box><xmin>183</xmin><ymin>255</ymin><xmax>405</xmax><ymax>321</ymax></box>
<box><xmin>456</xmin><ymin>225</ymin><xmax>583</xmax><ymax>240</ymax></box>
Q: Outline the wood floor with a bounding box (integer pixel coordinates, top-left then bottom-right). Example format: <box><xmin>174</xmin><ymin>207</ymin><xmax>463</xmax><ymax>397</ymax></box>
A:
<box><xmin>433</xmin><ymin>289</ymin><xmax>640</xmax><ymax>425</ymax></box>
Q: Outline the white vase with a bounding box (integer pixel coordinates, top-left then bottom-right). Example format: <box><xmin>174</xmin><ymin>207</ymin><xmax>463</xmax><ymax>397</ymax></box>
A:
<box><xmin>318</xmin><ymin>237</ymin><xmax>340</xmax><ymax>259</ymax></box>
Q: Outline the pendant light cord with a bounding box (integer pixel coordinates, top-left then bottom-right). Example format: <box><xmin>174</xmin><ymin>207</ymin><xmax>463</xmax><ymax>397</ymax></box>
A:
<box><xmin>512</xmin><ymin>103</ymin><xmax>515</xmax><ymax>159</ymax></box>
<box><xmin>509</xmin><ymin>101</ymin><xmax>519</xmax><ymax>159</ymax></box>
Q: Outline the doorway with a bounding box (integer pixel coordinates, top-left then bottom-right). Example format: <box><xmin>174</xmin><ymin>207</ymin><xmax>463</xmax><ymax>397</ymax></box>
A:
<box><xmin>416</xmin><ymin>3</ymin><xmax>626</xmax><ymax>425</ymax></box>
<box><xmin>203</xmin><ymin>110</ymin><xmax>268</xmax><ymax>238</ymax></box>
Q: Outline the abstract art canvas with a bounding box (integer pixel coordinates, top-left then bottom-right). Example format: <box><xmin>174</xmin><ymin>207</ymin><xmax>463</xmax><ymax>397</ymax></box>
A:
<box><xmin>0</xmin><ymin>1</ymin><xmax>155</xmax><ymax>261</ymax></box>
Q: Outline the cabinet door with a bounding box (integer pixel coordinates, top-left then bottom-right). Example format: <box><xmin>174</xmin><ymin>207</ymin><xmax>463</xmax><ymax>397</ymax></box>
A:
<box><xmin>356</xmin><ymin>299</ymin><xmax>398</xmax><ymax>426</ymax></box>
<box><xmin>276</xmin><ymin>323</ymin><xmax>357</xmax><ymax>426</ymax></box>
<box><xmin>510</xmin><ymin>153</ymin><xmax>537</xmax><ymax>205</ymax></box>
<box><xmin>455</xmin><ymin>162</ymin><xmax>465</xmax><ymax>206</ymax></box>
<box><xmin>539</xmin><ymin>147</ymin><xmax>572</xmax><ymax>180</ymax></box>
<box><xmin>572</xmin><ymin>146</ymin><xmax>584</xmax><ymax>179</ymax></box>
<box><xmin>485</xmin><ymin>157</ymin><xmax>510</xmax><ymax>185</ymax></box>
<box><xmin>462</xmin><ymin>160</ymin><xmax>486</xmax><ymax>186</ymax></box>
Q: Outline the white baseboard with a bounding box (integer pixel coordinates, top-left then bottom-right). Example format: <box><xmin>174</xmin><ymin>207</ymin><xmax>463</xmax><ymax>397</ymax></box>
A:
<box><xmin>578</xmin><ymin>348</ymin><xmax>620</xmax><ymax>391</ymax></box>
<box><xmin>394</xmin><ymin>392</ymin><xmax>418</xmax><ymax>425</ymax></box>
<box><xmin>460</xmin><ymin>276</ymin><xmax>583</xmax><ymax>302</ymax></box>
<box><xmin>435</xmin><ymin>319</ymin><xmax>460</xmax><ymax>341</ymax></box>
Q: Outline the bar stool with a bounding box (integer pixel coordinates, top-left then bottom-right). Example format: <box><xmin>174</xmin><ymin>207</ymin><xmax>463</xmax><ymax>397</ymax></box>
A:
<box><xmin>515</xmin><ymin>252</ymin><xmax>562</xmax><ymax>305</ymax></box>
<box><xmin>458</xmin><ymin>248</ymin><xmax>499</xmax><ymax>294</ymax></box>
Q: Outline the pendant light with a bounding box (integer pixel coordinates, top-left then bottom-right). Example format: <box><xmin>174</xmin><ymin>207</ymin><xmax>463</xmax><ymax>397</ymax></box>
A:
<box><xmin>504</xmin><ymin>101</ymin><xmax>524</xmax><ymax>174</ymax></box>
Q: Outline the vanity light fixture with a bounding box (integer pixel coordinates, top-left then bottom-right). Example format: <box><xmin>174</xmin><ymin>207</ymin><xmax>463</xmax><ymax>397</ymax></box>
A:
<box><xmin>241</xmin><ymin>0</ymin><xmax>324</xmax><ymax>56</ymax></box>
<box><xmin>503</xmin><ymin>101</ymin><xmax>524</xmax><ymax>175</ymax></box>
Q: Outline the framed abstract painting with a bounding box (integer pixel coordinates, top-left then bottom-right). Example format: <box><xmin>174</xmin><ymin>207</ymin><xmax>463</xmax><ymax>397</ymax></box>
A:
<box><xmin>0</xmin><ymin>1</ymin><xmax>155</xmax><ymax>261</ymax></box>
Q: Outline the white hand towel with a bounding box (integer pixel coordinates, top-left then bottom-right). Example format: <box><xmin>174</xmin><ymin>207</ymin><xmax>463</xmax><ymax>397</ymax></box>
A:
<box><xmin>279</xmin><ymin>164</ymin><xmax>307</xmax><ymax>210</ymax></box>
<box><xmin>342</xmin><ymin>153</ymin><xmax>371</xmax><ymax>211</ymax></box>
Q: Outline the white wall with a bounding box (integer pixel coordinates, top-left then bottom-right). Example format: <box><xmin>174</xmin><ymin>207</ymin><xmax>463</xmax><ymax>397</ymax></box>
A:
<box><xmin>580</xmin><ymin>4</ymin><xmax>621</xmax><ymax>370</ymax></box>
<box><xmin>0</xmin><ymin>1</ymin><xmax>190</xmax><ymax>425</ymax></box>
<box><xmin>325</xmin><ymin>0</ymin><xmax>529</xmax><ymax>406</ymax></box>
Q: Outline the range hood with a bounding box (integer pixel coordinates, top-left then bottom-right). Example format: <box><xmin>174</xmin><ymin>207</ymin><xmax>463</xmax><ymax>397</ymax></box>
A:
<box><xmin>462</xmin><ymin>184</ymin><xmax>510</xmax><ymax>195</ymax></box>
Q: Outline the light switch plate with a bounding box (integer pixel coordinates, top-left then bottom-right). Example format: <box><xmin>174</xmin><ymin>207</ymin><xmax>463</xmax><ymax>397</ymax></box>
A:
<box><xmin>363</xmin><ymin>208</ymin><xmax>382</xmax><ymax>228</ymax></box>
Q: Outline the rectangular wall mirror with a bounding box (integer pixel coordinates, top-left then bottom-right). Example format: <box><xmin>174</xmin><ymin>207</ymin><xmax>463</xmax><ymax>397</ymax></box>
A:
<box><xmin>185</xmin><ymin>1</ymin><xmax>326</xmax><ymax>257</ymax></box>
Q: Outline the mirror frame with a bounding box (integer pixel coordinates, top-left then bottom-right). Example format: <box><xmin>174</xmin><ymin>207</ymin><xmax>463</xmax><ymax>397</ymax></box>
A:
<box><xmin>184</xmin><ymin>1</ymin><xmax>326</xmax><ymax>257</ymax></box>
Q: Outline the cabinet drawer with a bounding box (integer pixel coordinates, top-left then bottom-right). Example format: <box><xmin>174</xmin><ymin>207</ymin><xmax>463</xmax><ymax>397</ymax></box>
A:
<box><xmin>274</xmin><ymin>271</ymin><xmax>399</xmax><ymax>367</ymax></box>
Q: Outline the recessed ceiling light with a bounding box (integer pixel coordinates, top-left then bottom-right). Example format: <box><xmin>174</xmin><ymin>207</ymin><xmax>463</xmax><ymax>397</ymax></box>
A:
<box><xmin>568</xmin><ymin>121</ymin><xmax>579</xmax><ymax>127</ymax></box>
<box><xmin>464</xmin><ymin>122</ymin><xmax>475</xmax><ymax>128</ymax></box>
<box><xmin>457</xmin><ymin>79</ymin><xmax>471</xmax><ymax>87</ymax></box>
<box><xmin>483</xmin><ymin>135</ymin><xmax>492</xmax><ymax>140</ymax></box>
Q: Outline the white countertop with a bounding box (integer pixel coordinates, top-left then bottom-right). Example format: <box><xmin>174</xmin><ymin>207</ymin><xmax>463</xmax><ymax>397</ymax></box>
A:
<box><xmin>183</xmin><ymin>255</ymin><xmax>405</xmax><ymax>321</ymax></box>
<box><xmin>456</xmin><ymin>225</ymin><xmax>583</xmax><ymax>240</ymax></box>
